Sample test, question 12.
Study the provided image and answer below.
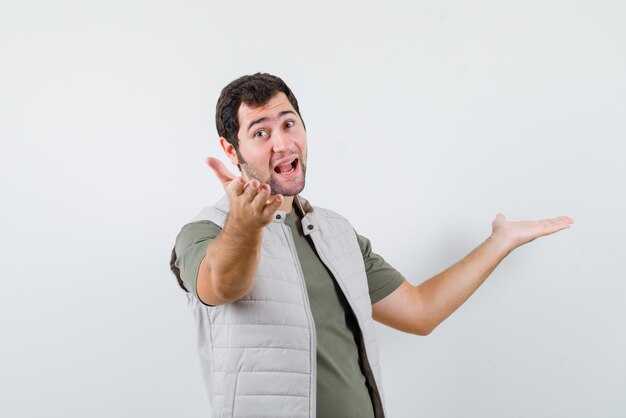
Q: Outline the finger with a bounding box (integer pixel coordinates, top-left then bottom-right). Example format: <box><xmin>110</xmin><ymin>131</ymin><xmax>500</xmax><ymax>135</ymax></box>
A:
<box><xmin>263</xmin><ymin>194</ymin><xmax>284</xmax><ymax>216</ymax></box>
<box><xmin>556</xmin><ymin>215</ymin><xmax>574</xmax><ymax>224</ymax></box>
<box><xmin>546</xmin><ymin>216</ymin><xmax>573</xmax><ymax>226</ymax></box>
<box><xmin>536</xmin><ymin>216</ymin><xmax>572</xmax><ymax>235</ymax></box>
<box><xmin>206</xmin><ymin>157</ymin><xmax>236</xmax><ymax>185</ymax></box>
<box><xmin>492</xmin><ymin>213</ymin><xmax>506</xmax><ymax>228</ymax></box>
<box><xmin>225</xmin><ymin>176</ymin><xmax>247</xmax><ymax>196</ymax></box>
<box><xmin>242</xmin><ymin>179</ymin><xmax>261</xmax><ymax>202</ymax></box>
<box><xmin>251</xmin><ymin>183</ymin><xmax>271</xmax><ymax>211</ymax></box>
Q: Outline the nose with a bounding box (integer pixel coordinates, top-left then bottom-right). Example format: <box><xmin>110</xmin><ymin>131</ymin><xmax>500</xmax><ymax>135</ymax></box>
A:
<box><xmin>272</xmin><ymin>131</ymin><xmax>291</xmax><ymax>153</ymax></box>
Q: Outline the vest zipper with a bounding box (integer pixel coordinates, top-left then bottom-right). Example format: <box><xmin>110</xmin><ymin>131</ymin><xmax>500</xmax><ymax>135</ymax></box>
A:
<box><xmin>280</xmin><ymin>223</ymin><xmax>317</xmax><ymax>418</ymax></box>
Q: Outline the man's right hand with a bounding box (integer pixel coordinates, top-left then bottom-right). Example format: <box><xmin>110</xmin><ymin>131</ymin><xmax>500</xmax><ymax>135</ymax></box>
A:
<box><xmin>194</xmin><ymin>157</ymin><xmax>283</xmax><ymax>306</ymax></box>
<box><xmin>206</xmin><ymin>157</ymin><xmax>284</xmax><ymax>230</ymax></box>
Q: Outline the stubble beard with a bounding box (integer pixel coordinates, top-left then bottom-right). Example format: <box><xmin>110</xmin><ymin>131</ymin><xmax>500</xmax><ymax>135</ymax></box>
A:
<box><xmin>238</xmin><ymin>153</ymin><xmax>307</xmax><ymax>197</ymax></box>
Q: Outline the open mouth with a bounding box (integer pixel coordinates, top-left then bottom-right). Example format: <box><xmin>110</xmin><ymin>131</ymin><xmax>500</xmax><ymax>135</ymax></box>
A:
<box><xmin>273</xmin><ymin>158</ymin><xmax>298</xmax><ymax>175</ymax></box>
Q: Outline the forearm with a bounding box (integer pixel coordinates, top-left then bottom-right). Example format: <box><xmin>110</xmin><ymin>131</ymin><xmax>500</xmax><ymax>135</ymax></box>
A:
<box><xmin>373</xmin><ymin>214</ymin><xmax>572</xmax><ymax>335</ymax></box>
<box><xmin>203</xmin><ymin>216</ymin><xmax>263</xmax><ymax>302</ymax></box>
<box><xmin>416</xmin><ymin>235</ymin><xmax>511</xmax><ymax>332</ymax></box>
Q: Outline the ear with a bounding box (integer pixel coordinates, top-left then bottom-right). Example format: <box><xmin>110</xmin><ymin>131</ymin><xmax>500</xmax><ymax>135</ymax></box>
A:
<box><xmin>219</xmin><ymin>137</ymin><xmax>240</xmax><ymax>166</ymax></box>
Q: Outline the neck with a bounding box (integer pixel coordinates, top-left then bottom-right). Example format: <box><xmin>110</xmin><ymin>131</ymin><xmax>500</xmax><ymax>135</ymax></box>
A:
<box><xmin>279</xmin><ymin>195</ymin><xmax>294</xmax><ymax>213</ymax></box>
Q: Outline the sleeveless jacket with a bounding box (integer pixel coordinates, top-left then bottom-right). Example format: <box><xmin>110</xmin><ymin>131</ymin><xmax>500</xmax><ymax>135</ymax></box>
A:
<box><xmin>181</xmin><ymin>195</ymin><xmax>387</xmax><ymax>418</ymax></box>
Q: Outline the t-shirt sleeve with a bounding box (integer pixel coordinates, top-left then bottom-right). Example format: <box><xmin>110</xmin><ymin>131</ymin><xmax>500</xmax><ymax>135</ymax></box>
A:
<box><xmin>173</xmin><ymin>220</ymin><xmax>223</xmax><ymax>299</ymax></box>
<box><xmin>355</xmin><ymin>230</ymin><xmax>405</xmax><ymax>304</ymax></box>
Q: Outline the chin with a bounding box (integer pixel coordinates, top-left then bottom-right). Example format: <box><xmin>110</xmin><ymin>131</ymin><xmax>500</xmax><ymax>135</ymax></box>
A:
<box><xmin>270</xmin><ymin>176</ymin><xmax>306</xmax><ymax>196</ymax></box>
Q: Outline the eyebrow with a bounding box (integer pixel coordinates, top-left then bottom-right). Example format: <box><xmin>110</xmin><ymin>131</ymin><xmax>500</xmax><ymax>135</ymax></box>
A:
<box><xmin>247</xmin><ymin>110</ymin><xmax>297</xmax><ymax>132</ymax></box>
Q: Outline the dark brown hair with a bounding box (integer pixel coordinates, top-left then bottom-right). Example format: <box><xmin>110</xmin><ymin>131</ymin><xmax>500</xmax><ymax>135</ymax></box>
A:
<box><xmin>215</xmin><ymin>73</ymin><xmax>305</xmax><ymax>154</ymax></box>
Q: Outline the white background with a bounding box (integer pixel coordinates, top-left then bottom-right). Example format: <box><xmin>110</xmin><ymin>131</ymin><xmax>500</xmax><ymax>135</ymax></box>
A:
<box><xmin>1</xmin><ymin>1</ymin><xmax>625</xmax><ymax>417</ymax></box>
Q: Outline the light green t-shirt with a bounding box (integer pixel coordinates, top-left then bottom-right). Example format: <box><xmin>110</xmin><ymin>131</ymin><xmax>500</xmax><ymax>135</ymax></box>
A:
<box><xmin>173</xmin><ymin>207</ymin><xmax>404</xmax><ymax>418</ymax></box>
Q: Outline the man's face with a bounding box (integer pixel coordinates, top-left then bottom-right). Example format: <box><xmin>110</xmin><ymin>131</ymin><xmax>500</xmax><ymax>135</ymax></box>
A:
<box><xmin>227</xmin><ymin>92</ymin><xmax>307</xmax><ymax>196</ymax></box>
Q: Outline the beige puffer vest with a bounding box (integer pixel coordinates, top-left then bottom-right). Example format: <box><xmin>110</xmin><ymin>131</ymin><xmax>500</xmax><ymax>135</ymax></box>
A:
<box><xmin>187</xmin><ymin>195</ymin><xmax>387</xmax><ymax>418</ymax></box>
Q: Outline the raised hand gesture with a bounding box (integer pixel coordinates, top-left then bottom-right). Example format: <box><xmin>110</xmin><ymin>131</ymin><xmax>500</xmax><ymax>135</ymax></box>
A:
<box><xmin>490</xmin><ymin>213</ymin><xmax>574</xmax><ymax>253</ymax></box>
<box><xmin>206</xmin><ymin>157</ymin><xmax>284</xmax><ymax>230</ymax></box>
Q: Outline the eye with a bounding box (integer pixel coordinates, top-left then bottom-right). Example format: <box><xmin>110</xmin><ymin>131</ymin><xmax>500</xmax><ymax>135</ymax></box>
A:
<box><xmin>284</xmin><ymin>120</ymin><xmax>295</xmax><ymax>129</ymax></box>
<box><xmin>254</xmin><ymin>129</ymin><xmax>268</xmax><ymax>139</ymax></box>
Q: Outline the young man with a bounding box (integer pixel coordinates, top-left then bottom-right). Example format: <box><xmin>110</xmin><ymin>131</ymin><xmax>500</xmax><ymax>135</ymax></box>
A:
<box><xmin>170</xmin><ymin>73</ymin><xmax>573</xmax><ymax>418</ymax></box>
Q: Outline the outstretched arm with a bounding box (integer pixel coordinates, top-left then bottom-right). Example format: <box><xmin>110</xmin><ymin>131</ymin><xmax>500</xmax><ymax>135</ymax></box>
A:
<box><xmin>372</xmin><ymin>214</ymin><xmax>574</xmax><ymax>335</ymax></box>
<box><xmin>197</xmin><ymin>158</ymin><xmax>283</xmax><ymax>305</ymax></box>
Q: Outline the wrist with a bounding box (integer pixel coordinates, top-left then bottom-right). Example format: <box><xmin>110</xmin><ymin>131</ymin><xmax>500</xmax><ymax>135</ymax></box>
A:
<box><xmin>487</xmin><ymin>233</ymin><xmax>514</xmax><ymax>256</ymax></box>
<box><xmin>224</xmin><ymin>213</ymin><xmax>265</xmax><ymax>239</ymax></box>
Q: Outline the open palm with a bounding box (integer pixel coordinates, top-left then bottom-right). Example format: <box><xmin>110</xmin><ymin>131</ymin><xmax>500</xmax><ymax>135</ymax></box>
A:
<box><xmin>491</xmin><ymin>213</ymin><xmax>574</xmax><ymax>252</ymax></box>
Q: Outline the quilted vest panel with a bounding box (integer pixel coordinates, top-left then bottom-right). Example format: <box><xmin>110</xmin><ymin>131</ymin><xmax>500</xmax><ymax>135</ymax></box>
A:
<box><xmin>187</xmin><ymin>195</ymin><xmax>387</xmax><ymax>418</ymax></box>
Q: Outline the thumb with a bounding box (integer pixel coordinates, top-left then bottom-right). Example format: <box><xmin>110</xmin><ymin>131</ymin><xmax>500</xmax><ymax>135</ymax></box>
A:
<box><xmin>206</xmin><ymin>157</ymin><xmax>236</xmax><ymax>185</ymax></box>
<box><xmin>492</xmin><ymin>213</ymin><xmax>506</xmax><ymax>228</ymax></box>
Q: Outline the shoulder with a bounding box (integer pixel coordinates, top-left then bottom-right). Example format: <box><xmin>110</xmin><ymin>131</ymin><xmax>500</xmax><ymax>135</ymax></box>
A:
<box><xmin>175</xmin><ymin>220</ymin><xmax>222</xmax><ymax>250</ymax></box>
<box><xmin>312</xmin><ymin>205</ymin><xmax>349</xmax><ymax>221</ymax></box>
<box><xmin>308</xmin><ymin>203</ymin><xmax>359</xmax><ymax>241</ymax></box>
<box><xmin>179</xmin><ymin>219</ymin><xmax>222</xmax><ymax>234</ymax></box>
<box><xmin>298</xmin><ymin>195</ymin><xmax>350</xmax><ymax>221</ymax></box>
<box><xmin>189</xmin><ymin>195</ymin><xmax>230</xmax><ymax>226</ymax></box>
<box><xmin>175</xmin><ymin>196</ymin><xmax>229</xmax><ymax>247</ymax></box>
<box><xmin>311</xmin><ymin>204</ymin><xmax>355</xmax><ymax>232</ymax></box>
<box><xmin>306</xmin><ymin>199</ymin><xmax>370</xmax><ymax>255</ymax></box>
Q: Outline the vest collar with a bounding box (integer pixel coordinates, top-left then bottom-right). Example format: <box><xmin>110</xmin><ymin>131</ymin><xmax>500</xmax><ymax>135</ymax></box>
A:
<box><xmin>216</xmin><ymin>194</ymin><xmax>317</xmax><ymax>235</ymax></box>
<box><xmin>294</xmin><ymin>195</ymin><xmax>314</xmax><ymax>216</ymax></box>
<box><xmin>272</xmin><ymin>196</ymin><xmax>318</xmax><ymax>235</ymax></box>
<box><xmin>294</xmin><ymin>195</ymin><xmax>318</xmax><ymax>236</ymax></box>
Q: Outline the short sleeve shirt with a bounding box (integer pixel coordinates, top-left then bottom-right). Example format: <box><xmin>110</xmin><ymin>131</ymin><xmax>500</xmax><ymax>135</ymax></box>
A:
<box><xmin>173</xmin><ymin>207</ymin><xmax>404</xmax><ymax>417</ymax></box>
<box><xmin>173</xmin><ymin>220</ymin><xmax>404</xmax><ymax>305</ymax></box>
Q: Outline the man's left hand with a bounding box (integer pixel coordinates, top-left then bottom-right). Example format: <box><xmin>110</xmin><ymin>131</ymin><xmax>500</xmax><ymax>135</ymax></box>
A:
<box><xmin>490</xmin><ymin>213</ymin><xmax>574</xmax><ymax>254</ymax></box>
